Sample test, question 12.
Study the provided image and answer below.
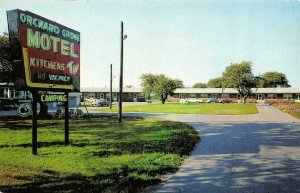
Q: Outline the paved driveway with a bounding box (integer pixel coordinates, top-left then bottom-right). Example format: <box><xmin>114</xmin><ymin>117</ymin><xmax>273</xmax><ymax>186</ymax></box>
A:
<box><xmin>155</xmin><ymin>105</ymin><xmax>300</xmax><ymax>193</ymax></box>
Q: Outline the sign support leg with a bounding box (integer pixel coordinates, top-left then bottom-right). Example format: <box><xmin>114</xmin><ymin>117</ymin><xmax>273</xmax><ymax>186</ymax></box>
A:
<box><xmin>32</xmin><ymin>91</ymin><xmax>38</xmax><ymax>155</ymax></box>
<box><xmin>65</xmin><ymin>92</ymin><xmax>69</xmax><ymax>145</ymax></box>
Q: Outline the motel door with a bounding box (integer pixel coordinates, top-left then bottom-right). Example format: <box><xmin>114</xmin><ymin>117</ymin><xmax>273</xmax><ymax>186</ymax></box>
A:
<box><xmin>113</xmin><ymin>93</ymin><xmax>117</xmax><ymax>102</ymax></box>
<box><xmin>133</xmin><ymin>93</ymin><xmax>138</xmax><ymax>102</ymax></box>
<box><xmin>256</xmin><ymin>94</ymin><xmax>264</xmax><ymax>103</ymax></box>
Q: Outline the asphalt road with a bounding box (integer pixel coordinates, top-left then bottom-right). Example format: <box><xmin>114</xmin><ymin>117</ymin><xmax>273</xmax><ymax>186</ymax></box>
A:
<box><xmin>155</xmin><ymin>105</ymin><xmax>300</xmax><ymax>193</ymax></box>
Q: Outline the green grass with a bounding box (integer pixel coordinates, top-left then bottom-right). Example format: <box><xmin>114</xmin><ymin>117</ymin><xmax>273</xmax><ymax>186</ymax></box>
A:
<box><xmin>0</xmin><ymin>116</ymin><xmax>199</xmax><ymax>193</ymax></box>
<box><xmin>95</xmin><ymin>103</ymin><xmax>258</xmax><ymax>114</ymax></box>
<box><xmin>79</xmin><ymin>102</ymin><xmax>92</xmax><ymax>106</ymax></box>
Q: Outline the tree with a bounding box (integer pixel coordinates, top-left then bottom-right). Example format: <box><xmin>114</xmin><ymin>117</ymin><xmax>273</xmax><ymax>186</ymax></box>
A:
<box><xmin>140</xmin><ymin>73</ymin><xmax>182</xmax><ymax>104</ymax></box>
<box><xmin>258</xmin><ymin>71</ymin><xmax>290</xmax><ymax>88</ymax></box>
<box><xmin>0</xmin><ymin>33</ymin><xmax>13</xmax><ymax>83</ymax></box>
<box><xmin>223</xmin><ymin>61</ymin><xmax>256</xmax><ymax>104</ymax></box>
<box><xmin>192</xmin><ymin>82</ymin><xmax>207</xmax><ymax>88</ymax></box>
<box><xmin>140</xmin><ymin>73</ymin><xmax>156</xmax><ymax>100</ymax></box>
<box><xmin>207</xmin><ymin>77</ymin><xmax>223</xmax><ymax>88</ymax></box>
<box><xmin>173</xmin><ymin>78</ymin><xmax>184</xmax><ymax>88</ymax></box>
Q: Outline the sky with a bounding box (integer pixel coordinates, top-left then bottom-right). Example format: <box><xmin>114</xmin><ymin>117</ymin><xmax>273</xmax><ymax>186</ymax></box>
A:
<box><xmin>1</xmin><ymin>0</ymin><xmax>300</xmax><ymax>88</ymax></box>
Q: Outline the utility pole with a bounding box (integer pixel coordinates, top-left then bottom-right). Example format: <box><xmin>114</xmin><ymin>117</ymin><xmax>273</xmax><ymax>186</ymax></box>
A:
<box><xmin>118</xmin><ymin>21</ymin><xmax>124</xmax><ymax>123</ymax></box>
<box><xmin>110</xmin><ymin>64</ymin><xmax>112</xmax><ymax>109</ymax></box>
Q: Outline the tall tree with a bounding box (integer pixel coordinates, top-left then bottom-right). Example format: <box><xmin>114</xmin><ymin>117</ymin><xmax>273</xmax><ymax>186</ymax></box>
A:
<box><xmin>192</xmin><ymin>82</ymin><xmax>207</xmax><ymax>88</ymax></box>
<box><xmin>140</xmin><ymin>73</ymin><xmax>156</xmax><ymax>100</ymax></box>
<box><xmin>140</xmin><ymin>73</ymin><xmax>182</xmax><ymax>104</ymax></box>
<box><xmin>0</xmin><ymin>33</ymin><xmax>13</xmax><ymax>83</ymax></box>
<box><xmin>258</xmin><ymin>71</ymin><xmax>290</xmax><ymax>88</ymax></box>
<box><xmin>223</xmin><ymin>61</ymin><xmax>256</xmax><ymax>104</ymax></box>
<box><xmin>207</xmin><ymin>77</ymin><xmax>223</xmax><ymax>88</ymax></box>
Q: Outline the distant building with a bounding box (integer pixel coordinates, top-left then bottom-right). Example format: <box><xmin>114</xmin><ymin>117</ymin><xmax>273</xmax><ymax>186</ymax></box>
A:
<box><xmin>168</xmin><ymin>88</ymin><xmax>300</xmax><ymax>103</ymax></box>
<box><xmin>2</xmin><ymin>86</ymin><xmax>300</xmax><ymax>110</ymax></box>
<box><xmin>80</xmin><ymin>87</ymin><xmax>146</xmax><ymax>102</ymax></box>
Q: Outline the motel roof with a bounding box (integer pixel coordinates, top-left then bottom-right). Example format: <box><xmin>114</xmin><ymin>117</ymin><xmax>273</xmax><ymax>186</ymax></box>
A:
<box><xmin>80</xmin><ymin>87</ymin><xmax>142</xmax><ymax>93</ymax></box>
<box><xmin>174</xmin><ymin>87</ymin><xmax>300</xmax><ymax>94</ymax></box>
<box><xmin>80</xmin><ymin>87</ymin><xmax>300</xmax><ymax>94</ymax></box>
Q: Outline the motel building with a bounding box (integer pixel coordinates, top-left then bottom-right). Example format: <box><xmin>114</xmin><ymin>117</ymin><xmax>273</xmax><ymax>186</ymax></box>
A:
<box><xmin>1</xmin><ymin>87</ymin><xmax>300</xmax><ymax>110</ymax></box>
<box><xmin>168</xmin><ymin>87</ymin><xmax>300</xmax><ymax>103</ymax></box>
<box><xmin>80</xmin><ymin>87</ymin><xmax>146</xmax><ymax>102</ymax></box>
<box><xmin>80</xmin><ymin>87</ymin><xmax>300</xmax><ymax>104</ymax></box>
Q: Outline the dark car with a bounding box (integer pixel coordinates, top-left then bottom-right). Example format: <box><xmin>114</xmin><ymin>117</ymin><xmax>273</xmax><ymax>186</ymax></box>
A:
<box><xmin>97</xmin><ymin>98</ymin><xmax>110</xmax><ymax>107</ymax></box>
<box><xmin>206</xmin><ymin>98</ymin><xmax>217</xmax><ymax>103</ymax></box>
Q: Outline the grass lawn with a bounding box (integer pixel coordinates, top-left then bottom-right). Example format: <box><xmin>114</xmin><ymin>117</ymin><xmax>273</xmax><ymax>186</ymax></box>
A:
<box><xmin>0</xmin><ymin>116</ymin><xmax>199</xmax><ymax>193</ymax></box>
<box><xmin>95</xmin><ymin>103</ymin><xmax>258</xmax><ymax>115</ymax></box>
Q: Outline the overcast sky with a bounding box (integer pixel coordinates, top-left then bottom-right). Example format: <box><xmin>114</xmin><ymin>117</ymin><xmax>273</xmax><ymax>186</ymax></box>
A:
<box><xmin>1</xmin><ymin>0</ymin><xmax>300</xmax><ymax>88</ymax></box>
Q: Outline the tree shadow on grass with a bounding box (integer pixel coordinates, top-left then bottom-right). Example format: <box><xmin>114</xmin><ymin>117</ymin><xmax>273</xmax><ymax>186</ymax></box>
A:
<box><xmin>2</xmin><ymin>141</ymin><xmax>66</xmax><ymax>148</ymax></box>
<box><xmin>0</xmin><ymin>117</ymin><xmax>63</xmax><ymax>130</ymax></box>
<box><xmin>0</xmin><ymin>168</ymin><xmax>160</xmax><ymax>193</ymax></box>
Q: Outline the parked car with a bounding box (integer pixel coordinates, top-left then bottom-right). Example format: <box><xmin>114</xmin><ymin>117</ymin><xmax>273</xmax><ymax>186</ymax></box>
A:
<box><xmin>187</xmin><ymin>98</ymin><xmax>203</xmax><ymax>103</ymax></box>
<box><xmin>207</xmin><ymin>98</ymin><xmax>217</xmax><ymax>103</ymax></box>
<box><xmin>216</xmin><ymin>98</ymin><xmax>232</xmax><ymax>103</ymax></box>
<box><xmin>94</xmin><ymin>98</ymin><xmax>110</xmax><ymax>107</ymax></box>
<box><xmin>179</xmin><ymin>99</ymin><xmax>188</xmax><ymax>104</ymax></box>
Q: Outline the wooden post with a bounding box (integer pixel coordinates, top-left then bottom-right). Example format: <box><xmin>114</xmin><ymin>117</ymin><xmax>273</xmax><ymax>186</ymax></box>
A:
<box><xmin>65</xmin><ymin>92</ymin><xmax>69</xmax><ymax>145</ymax></box>
<box><xmin>32</xmin><ymin>91</ymin><xmax>38</xmax><ymax>155</ymax></box>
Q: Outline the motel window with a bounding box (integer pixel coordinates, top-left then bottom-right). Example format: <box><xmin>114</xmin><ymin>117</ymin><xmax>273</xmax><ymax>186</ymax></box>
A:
<box><xmin>100</xmin><ymin>93</ymin><xmax>104</xmax><ymax>99</ymax></box>
<box><xmin>222</xmin><ymin>94</ymin><xmax>229</xmax><ymax>99</ymax></box>
<box><xmin>180</xmin><ymin>94</ymin><xmax>185</xmax><ymax>99</ymax></box>
<box><xmin>170</xmin><ymin>94</ymin><xmax>177</xmax><ymax>98</ymax></box>
<box><xmin>283</xmin><ymin>94</ymin><xmax>293</xmax><ymax>100</ymax></box>
<box><xmin>297</xmin><ymin>94</ymin><xmax>300</xmax><ymax>100</ymax></box>
<box><xmin>200</xmin><ymin>94</ymin><xmax>208</xmax><ymax>98</ymax></box>
<box><xmin>211</xmin><ymin>94</ymin><xmax>218</xmax><ymax>98</ymax></box>
<box><xmin>128</xmin><ymin>93</ymin><xmax>132</xmax><ymax>98</ymax></box>
<box><xmin>237</xmin><ymin>94</ymin><xmax>241</xmax><ymax>100</ymax></box>
<box><xmin>190</xmin><ymin>94</ymin><xmax>196</xmax><ymax>98</ymax></box>
<box><xmin>267</xmin><ymin>94</ymin><xmax>277</xmax><ymax>99</ymax></box>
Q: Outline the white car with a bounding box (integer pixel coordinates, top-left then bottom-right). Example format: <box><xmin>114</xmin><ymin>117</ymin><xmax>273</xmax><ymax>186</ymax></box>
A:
<box><xmin>179</xmin><ymin>99</ymin><xmax>188</xmax><ymax>104</ymax></box>
<box><xmin>187</xmin><ymin>98</ymin><xmax>203</xmax><ymax>103</ymax></box>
